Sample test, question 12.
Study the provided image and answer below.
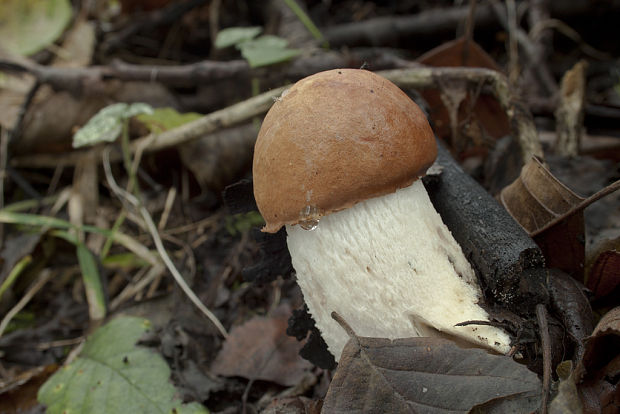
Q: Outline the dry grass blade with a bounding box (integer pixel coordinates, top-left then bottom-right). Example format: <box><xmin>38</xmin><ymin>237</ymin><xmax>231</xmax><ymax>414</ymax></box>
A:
<box><xmin>102</xmin><ymin>148</ymin><xmax>228</xmax><ymax>338</ymax></box>
<box><xmin>0</xmin><ymin>269</ymin><xmax>54</xmax><ymax>338</ymax></box>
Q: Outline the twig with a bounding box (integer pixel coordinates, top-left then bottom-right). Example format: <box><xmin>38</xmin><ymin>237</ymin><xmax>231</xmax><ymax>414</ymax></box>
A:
<box><xmin>490</xmin><ymin>0</ymin><xmax>557</xmax><ymax>96</ymax></box>
<box><xmin>158</xmin><ymin>187</ymin><xmax>177</xmax><ymax>230</ymax></box>
<box><xmin>102</xmin><ymin>149</ymin><xmax>228</xmax><ymax>338</ymax></box>
<box><xmin>12</xmin><ymin>85</ymin><xmax>288</xmax><ymax>168</ymax></box>
<box><xmin>527</xmin><ymin>0</ymin><xmax>558</xmax><ymax>96</ymax></box>
<box><xmin>323</xmin><ymin>1</ymin><xmax>615</xmax><ymax>48</ymax></box>
<box><xmin>462</xmin><ymin>0</ymin><xmax>477</xmax><ymax>64</ymax></box>
<box><xmin>101</xmin><ymin>0</ymin><xmax>209</xmax><ymax>54</ymax></box>
<box><xmin>536</xmin><ymin>304</ymin><xmax>551</xmax><ymax>414</ymax></box>
<box><xmin>382</xmin><ymin>67</ymin><xmax>543</xmax><ymax>163</ymax></box>
<box><xmin>0</xmin><ymin>269</ymin><xmax>54</xmax><ymax>338</ymax></box>
<box><xmin>36</xmin><ymin>336</ymin><xmax>84</xmax><ymax>350</ymax></box>
<box><xmin>531</xmin><ymin>178</ymin><xmax>620</xmax><ymax>237</ymax></box>
<box><xmin>110</xmin><ymin>263</ymin><xmax>165</xmax><ymax>310</ymax></box>
<box><xmin>505</xmin><ymin>0</ymin><xmax>520</xmax><ymax>86</ymax></box>
<box><xmin>331</xmin><ymin>311</ymin><xmax>357</xmax><ymax>339</ymax></box>
<box><xmin>12</xmin><ymin>67</ymin><xmax>543</xmax><ymax>168</ymax></box>
<box><xmin>530</xmin><ymin>19</ymin><xmax>611</xmax><ymax>60</ymax></box>
<box><xmin>0</xmin><ymin>129</ymin><xmax>8</xmax><ymax>248</ymax></box>
<box><xmin>0</xmin><ymin>49</ymin><xmax>410</xmax><ymax>93</ymax></box>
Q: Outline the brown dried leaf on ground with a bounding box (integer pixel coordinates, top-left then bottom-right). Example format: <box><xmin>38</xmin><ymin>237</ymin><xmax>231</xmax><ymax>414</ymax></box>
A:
<box><xmin>500</xmin><ymin>157</ymin><xmax>620</xmax><ymax>279</ymax></box>
<box><xmin>322</xmin><ymin>336</ymin><xmax>541</xmax><ymax>414</ymax></box>
<box><xmin>417</xmin><ymin>37</ymin><xmax>510</xmax><ymax>154</ymax></box>
<box><xmin>0</xmin><ymin>364</ymin><xmax>57</xmax><ymax>413</ymax></box>
<box><xmin>262</xmin><ymin>396</ymin><xmax>322</xmax><ymax>414</ymax></box>
<box><xmin>548</xmin><ymin>268</ymin><xmax>594</xmax><ymax>363</ymax></box>
<box><xmin>586</xmin><ymin>237</ymin><xmax>620</xmax><ymax>300</ymax></box>
<box><xmin>574</xmin><ymin>307</ymin><xmax>620</xmax><ymax>414</ymax></box>
<box><xmin>211</xmin><ymin>303</ymin><xmax>312</xmax><ymax>387</ymax></box>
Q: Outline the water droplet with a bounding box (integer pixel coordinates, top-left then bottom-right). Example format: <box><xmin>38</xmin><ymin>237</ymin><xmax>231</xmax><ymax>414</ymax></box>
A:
<box><xmin>299</xmin><ymin>205</ymin><xmax>321</xmax><ymax>231</ymax></box>
<box><xmin>299</xmin><ymin>219</ymin><xmax>319</xmax><ymax>231</ymax></box>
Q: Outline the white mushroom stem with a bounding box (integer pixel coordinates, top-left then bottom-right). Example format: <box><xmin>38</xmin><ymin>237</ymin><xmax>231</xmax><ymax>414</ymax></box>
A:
<box><xmin>286</xmin><ymin>180</ymin><xmax>511</xmax><ymax>360</ymax></box>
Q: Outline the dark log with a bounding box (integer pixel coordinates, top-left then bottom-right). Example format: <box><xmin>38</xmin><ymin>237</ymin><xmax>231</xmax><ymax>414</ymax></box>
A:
<box><xmin>423</xmin><ymin>142</ymin><xmax>548</xmax><ymax>316</ymax></box>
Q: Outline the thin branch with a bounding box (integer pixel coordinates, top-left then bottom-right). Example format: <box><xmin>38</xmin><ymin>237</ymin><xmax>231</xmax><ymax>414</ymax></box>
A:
<box><xmin>536</xmin><ymin>304</ymin><xmax>551</xmax><ymax>414</ymax></box>
<box><xmin>12</xmin><ymin>85</ymin><xmax>288</xmax><ymax>168</ymax></box>
<box><xmin>12</xmin><ymin>67</ymin><xmax>543</xmax><ymax>168</ymax></box>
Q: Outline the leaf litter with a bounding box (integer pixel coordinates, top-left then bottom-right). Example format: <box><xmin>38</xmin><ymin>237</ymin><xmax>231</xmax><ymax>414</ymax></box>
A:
<box><xmin>322</xmin><ymin>323</ymin><xmax>541</xmax><ymax>413</ymax></box>
<box><xmin>0</xmin><ymin>1</ymin><xmax>619</xmax><ymax>413</ymax></box>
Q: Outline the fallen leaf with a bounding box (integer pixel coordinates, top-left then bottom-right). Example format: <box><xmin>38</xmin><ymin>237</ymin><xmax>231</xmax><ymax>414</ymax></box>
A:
<box><xmin>323</xmin><ymin>335</ymin><xmax>541</xmax><ymax>414</ymax></box>
<box><xmin>548</xmin><ymin>268</ymin><xmax>594</xmax><ymax>362</ymax></box>
<box><xmin>586</xmin><ymin>237</ymin><xmax>620</xmax><ymax>299</ymax></box>
<box><xmin>211</xmin><ymin>304</ymin><xmax>312</xmax><ymax>386</ymax></box>
<box><xmin>549</xmin><ymin>361</ymin><xmax>584</xmax><ymax>414</ymax></box>
<box><xmin>500</xmin><ymin>157</ymin><xmax>584</xmax><ymax>234</ymax></box>
<box><xmin>262</xmin><ymin>396</ymin><xmax>322</xmax><ymax>414</ymax></box>
<box><xmin>0</xmin><ymin>364</ymin><xmax>57</xmax><ymax>413</ymax></box>
<box><xmin>500</xmin><ymin>157</ymin><xmax>620</xmax><ymax>279</ymax></box>
<box><xmin>574</xmin><ymin>307</ymin><xmax>620</xmax><ymax>414</ymax></box>
<box><xmin>37</xmin><ymin>317</ymin><xmax>207</xmax><ymax>414</ymax></box>
<box><xmin>0</xmin><ymin>0</ymin><xmax>72</xmax><ymax>56</ymax></box>
<box><xmin>418</xmin><ymin>37</ymin><xmax>510</xmax><ymax>152</ymax></box>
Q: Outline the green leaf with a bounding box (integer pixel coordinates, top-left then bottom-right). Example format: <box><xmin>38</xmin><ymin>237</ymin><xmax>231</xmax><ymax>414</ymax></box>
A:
<box><xmin>72</xmin><ymin>103</ymin><xmax>154</xmax><ymax>148</ymax></box>
<box><xmin>77</xmin><ymin>243</ymin><xmax>106</xmax><ymax>321</ymax></box>
<box><xmin>238</xmin><ymin>35</ymin><xmax>301</xmax><ymax>68</ymax></box>
<box><xmin>136</xmin><ymin>107</ymin><xmax>203</xmax><ymax>134</ymax></box>
<box><xmin>214</xmin><ymin>26</ymin><xmax>262</xmax><ymax>49</ymax></box>
<box><xmin>102</xmin><ymin>252</ymin><xmax>149</xmax><ymax>269</ymax></box>
<box><xmin>38</xmin><ymin>317</ymin><xmax>208</xmax><ymax>414</ymax></box>
<box><xmin>0</xmin><ymin>0</ymin><xmax>73</xmax><ymax>56</ymax></box>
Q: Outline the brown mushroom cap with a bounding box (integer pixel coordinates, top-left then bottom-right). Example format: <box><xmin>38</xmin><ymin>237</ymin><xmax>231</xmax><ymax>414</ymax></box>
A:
<box><xmin>253</xmin><ymin>69</ymin><xmax>437</xmax><ymax>233</ymax></box>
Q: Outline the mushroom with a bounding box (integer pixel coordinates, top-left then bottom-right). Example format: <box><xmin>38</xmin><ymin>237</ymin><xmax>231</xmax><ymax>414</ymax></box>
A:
<box><xmin>252</xmin><ymin>69</ymin><xmax>511</xmax><ymax>360</ymax></box>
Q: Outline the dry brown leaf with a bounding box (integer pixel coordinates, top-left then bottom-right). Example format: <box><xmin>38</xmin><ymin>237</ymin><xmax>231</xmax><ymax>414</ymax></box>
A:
<box><xmin>500</xmin><ymin>157</ymin><xmax>620</xmax><ymax>279</ymax></box>
<box><xmin>323</xmin><ymin>335</ymin><xmax>541</xmax><ymax>414</ymax></box>
<box><xmin>586</xmin><ymin>237</ymin><xmax>620</xmax><ymax>299</ymax></box>
<box><xmin>548</xmin><ymin>269</ymin><xmax>594</xmax><ymax>363</ymax></box>
<box><xmin>210</xmin><ymin>304</ymin><xmax>312</xmax><ymax>387</ymax></box>
<box><xmin>418</xmin><ymin>37</ymin><xmax>510</xmax><ymax>154</ymax></box>
<box><xmin>0</xmin><ymin>364</ymin><xmax>57</xmax><ymax>413</ymax></box>
<box><xmin>262</xmin><ymin>396</ymin><xmax>322</xmax><ymax>414</ymax></box>
<box><xmin>574</xmin><ymin>307</ymin><xmax>620</xmax><ymax>414</ymax></box>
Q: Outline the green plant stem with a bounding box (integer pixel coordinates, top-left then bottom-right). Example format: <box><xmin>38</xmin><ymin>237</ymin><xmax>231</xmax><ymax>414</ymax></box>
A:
<box><xmin>0</xmin><ymin>210</ymin><xmax>159</xmax><ymax>267</ymax></box>
<box><xmin>101</xmin><ymin>211</ymin><xmax>127</xmax><ymax>260</ymax></box>
<box><xmin>0</xmin><ymin>255</ymin><xmax>33</xmax><ymax>302</ymax></box>
<box><xmin>121</xmin><ymin>120</ymin><xmax>137</xmax><ymax>194</ymax></box>
<box><xmin>282</xmin><ymin>0</ymin><xmax>326</xmax><ymax>46</ymax></box>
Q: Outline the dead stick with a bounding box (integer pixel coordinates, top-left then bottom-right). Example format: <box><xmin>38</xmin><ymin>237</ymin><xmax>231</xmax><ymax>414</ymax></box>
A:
<box><xmin>536</xmin><ymin>304</ymin><xmax>551</xmax><ymax>414</ymax></box>
<box><xmin>12</xmin><ymin>67</ymin><xmax>543</xmax><ymax>168</ymax></box>
<box><xmin>422</xmin><ymin>142</ymin><xmax>548</xmax><ymax>314</ymax></box>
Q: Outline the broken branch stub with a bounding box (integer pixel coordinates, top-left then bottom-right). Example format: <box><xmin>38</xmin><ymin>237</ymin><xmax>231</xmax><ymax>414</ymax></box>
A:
<box><xmin>422</xmin><ymin>142</ymin><xmax>548</xmax><ymax>315</ymax></box>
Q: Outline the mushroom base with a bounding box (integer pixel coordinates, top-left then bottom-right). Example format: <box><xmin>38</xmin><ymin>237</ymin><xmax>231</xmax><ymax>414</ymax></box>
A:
<box><xmin>286</xmin><ymin>180</ymin><xmax>511</xmax><ymax>361</ymax></box>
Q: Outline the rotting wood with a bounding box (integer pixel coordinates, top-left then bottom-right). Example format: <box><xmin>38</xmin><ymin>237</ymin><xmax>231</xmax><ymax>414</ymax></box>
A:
<box><xmin>422</xmin><ymin>142</ymin><xmax>548</xmax><ymax>315</ymax></box>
